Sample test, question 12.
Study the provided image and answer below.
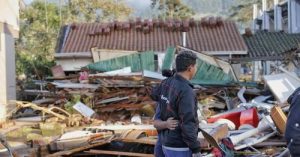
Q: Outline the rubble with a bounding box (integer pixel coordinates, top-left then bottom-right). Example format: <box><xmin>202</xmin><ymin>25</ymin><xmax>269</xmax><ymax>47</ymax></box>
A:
<box><xmin>4</xmin><ymin>47</ymin><xmax>296</xmax><ymax>156</ymax></box>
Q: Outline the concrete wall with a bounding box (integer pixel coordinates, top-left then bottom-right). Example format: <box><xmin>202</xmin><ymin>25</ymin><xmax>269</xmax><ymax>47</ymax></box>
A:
<box><xmin>0</xmin><ymin>0</ymin><xmax>20</xmax><ymax>38</ymax></box>
<box><xmin>0</xmin><ymin>33</ymin><xmax>16</xmax><ymax>120</ymax></box>
<box><xmin>0</xmin><ymin>0</ymin><xmax>19</xmax><ymax>121</ymax></box>
<box><xmin>288</xmin><ymin>0</ymin><xmax>300</xmax><ymax>33</ymax></box>
<box><xmin>0</xmin><ymin>0</ymin><xmax>19</xmax><ymax>29</ymax></box>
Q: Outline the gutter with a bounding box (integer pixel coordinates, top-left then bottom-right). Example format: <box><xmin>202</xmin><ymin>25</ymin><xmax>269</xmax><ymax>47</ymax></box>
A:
<box><xmin>54</xmin><ymin>52</ymin><xmax>92</xmax><ymax>59</ymax></box>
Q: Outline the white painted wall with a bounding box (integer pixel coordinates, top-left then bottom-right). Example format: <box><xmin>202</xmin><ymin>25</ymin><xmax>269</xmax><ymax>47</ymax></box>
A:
<box><xmin>0</xmin><ymin>0</ymin><xmax>19</xmax><ymax>121</ymax></box>
<box><xmin>274</xmin><ymin>0</ymin><xmax>283</xmax><ymax>31</ymax></box>
<box><xmin>288</xmin><ymin>0</ymin><xmax>300</xmax><ymax>33</ymax></box>
<box><xmin>0</xmin><ymin>0</ymin><xmax>19</xmax><ymax>31</ymax></box>
<box><xmin>0</xmin><ymin>33</ymin><xmax>16</xmax><ymax>120</ymax></box>
<box><xmin>56</xmin><ymin>58</ymin><xmax>93</xmax><ymax>71</ymax></box>
<box><xmin>91</xmin><ymin>49</ymin><xmax>137</xmax><ymax>62</ymax></box>
<box><xmin>232</xmin><ymin>64</ymin><xmax>241</xmax><ymax>79</ymax></box>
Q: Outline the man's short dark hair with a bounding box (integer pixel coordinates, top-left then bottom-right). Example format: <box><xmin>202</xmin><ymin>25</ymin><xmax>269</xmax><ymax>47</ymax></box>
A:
<box><xmin>175</xmin><ymin>51</ymin><xmax>197</xmax><ymax>72</ymax></box>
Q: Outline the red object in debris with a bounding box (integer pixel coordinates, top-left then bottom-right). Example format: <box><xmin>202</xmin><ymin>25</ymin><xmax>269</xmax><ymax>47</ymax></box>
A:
<box><xmin>207</xmin><ymin>111</ymin><xmax>241</xmax><ymax>129</ymax></box>
<box><xmin>207</xmin><ymin>108</ymin><xmax>259</xmax><ymax>129</ymax></box>
<box><xmin>240</xmin><ymin>107</ymin><xmax>259</xmax><ymax>128</ymax></box>
<box><xmin>211</xmin><ymin>147</ymin><xmax>222</xmax><ymax>157</ymax></box>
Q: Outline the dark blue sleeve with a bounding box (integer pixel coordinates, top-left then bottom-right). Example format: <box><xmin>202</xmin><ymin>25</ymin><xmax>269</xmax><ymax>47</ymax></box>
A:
<box><xmin>178</xmin><ymin>89</ymin><xmax>201</xmax><ymax>153</ymax></box>
<box><xmin>154</xmin><ymin>103</ymin><xmax>161</xmax><ymax>120</ymax></box>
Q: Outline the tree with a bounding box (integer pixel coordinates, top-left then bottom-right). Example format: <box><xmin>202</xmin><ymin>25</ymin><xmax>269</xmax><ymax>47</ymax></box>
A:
<box><xmin>228</xmin><ymin>0</ymin><xmax>260</xmax><ymax>24</ymax></box>
<box><xmin>16</xmin><ymin>1</ymin><xmax>60</xmax><ymax>79</ymax></box>
<box><xmin>151</xmin><ymin>0</ymin><xmax>195</xmax><ymax>19</ymax></box>
<box><xmin>66</xmin><ymin>0</ymin><xmax>132</xmax><ymax>22</ymax></box>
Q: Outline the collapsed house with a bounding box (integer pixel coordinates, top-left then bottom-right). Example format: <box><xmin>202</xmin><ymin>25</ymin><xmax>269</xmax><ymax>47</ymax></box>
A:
<box><xmin>54</xmin><ymin>18</ymin><xmax>247</xmax><ymax>74</ymax></box>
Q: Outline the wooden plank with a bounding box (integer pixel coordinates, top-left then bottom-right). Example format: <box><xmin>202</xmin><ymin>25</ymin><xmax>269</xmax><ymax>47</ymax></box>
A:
<box><xmin>209</xmin><ymin>124</ymin><xmax>228</xmax><ymax>142</ymax></box>
<box><xmin>46</xmin><ymin>140</ymin><xmax>110</xmax><ymax>157</ymax></box>
<box><xmin>50</xmin><ymin>82</ymin><xmax>100</xmax><ymax>89</ymax></box>
<box><xmin>91</xmin><ymin>49</ymin><xmax>100</xmax><ymax>62</ymax></box>
<box><xmin>253</xmin><ymin>141</ymin><xmax>286</xmax><ymax>147</ymax></box>
<box><xmin>271</xmin><ymin>106</ymin><xmax>287</xmax><ymax>134</ymax></box>
<box><xmin>86</xmin><ymin>149</ymin><xmax>154</xmax><ymax>157</ymax></box>
<box><xmin>118</xmin><ymin>138</ymin><xmax>156</xmax><ymax>145</ymax></box>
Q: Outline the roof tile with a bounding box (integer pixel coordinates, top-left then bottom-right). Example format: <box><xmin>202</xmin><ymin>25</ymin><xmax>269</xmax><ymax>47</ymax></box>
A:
<box><xmin>58</xmin><ymin>18</ymin><xmax>247</xmax><ymax>54</ymax></box>
<box><xmin>232</xmin><ymin>31</ymin><xmax>300</xmax><ymax>61</ymax></box>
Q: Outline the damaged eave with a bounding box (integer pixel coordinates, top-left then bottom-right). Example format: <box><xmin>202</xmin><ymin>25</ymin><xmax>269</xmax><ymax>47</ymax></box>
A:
<box><xmin>202</xmin><ymin>50</ymin><xmax>248</xmax><ymax>55</ymax></box>
<box><xmin>178</xmin><ymin>46</ymin><xmax>238</xmax><ymax>82</ymax></box>
<box><xmin>54</xmin><ymin>52</ymin><xmax>92</xmax><ymax>59</ymax></box>
<box><xmin>230</xmin><ymin>56</ymin><xmax>285</xmax><ymax>62</ymax></box>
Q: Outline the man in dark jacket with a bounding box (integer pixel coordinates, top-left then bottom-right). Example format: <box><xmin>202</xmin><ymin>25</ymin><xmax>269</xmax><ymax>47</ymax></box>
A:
<box><xmin>152</xmin><ymin>51</ymin><xmax>201</xmax><ymax>157</ymax></box>
<box><xmin>286</xmin><ymin>87</ymin><xmax>300</xmax><ymax>156</ymax></box>
<box><xmin>152</xmin><ymin>69</ymin><xmax>178</xmax><ymax>157</ymax></box>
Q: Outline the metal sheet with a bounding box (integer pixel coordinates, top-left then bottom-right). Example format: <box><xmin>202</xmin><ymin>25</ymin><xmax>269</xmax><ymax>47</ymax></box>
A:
<box><xmin>162</xmin><ymin>47</ymin><xmax>176</xmax><ymax>70</ymax></box>
<box><xmin>263</xmin><ymin>73</ymin><xmax>300</xmax><ymax>103</ymax></box>
<box><xmin>87</xmin><ymin>51</ymin><xmax>155</xmax><ymax>72</ymax></box>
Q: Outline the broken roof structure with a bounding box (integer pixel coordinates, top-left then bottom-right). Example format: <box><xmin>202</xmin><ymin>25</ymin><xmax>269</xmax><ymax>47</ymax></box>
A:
<box><xmin>232</xmin><ymin>31</ymin><xmax>300</xmax><ymax>62</ymax></box>
<box><xmin>87</xmin><ymin>46</ymin><xmax>238</xmax><ymax>86</ymax></box>
<box><xmin>54</xmin><ymin>18</ymin><xmax>248</xmax><ymax>71</ymax></box>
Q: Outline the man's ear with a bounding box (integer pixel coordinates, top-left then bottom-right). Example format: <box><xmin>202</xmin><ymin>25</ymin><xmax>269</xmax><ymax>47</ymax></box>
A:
<box><xmin>188</xmin><ymin>65</ymin><xmax>195</xmax><ymax>71</ymax></box>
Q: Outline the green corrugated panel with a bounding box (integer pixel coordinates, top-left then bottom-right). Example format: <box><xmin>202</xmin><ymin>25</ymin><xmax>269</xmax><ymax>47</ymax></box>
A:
<box><xmin>87</xmin><ymin>51</ymin><xmax>155</xmax><ymax>72</ymax></box>
<box><xmin>192</xmin><ymin>59</ymin><xmax>234</xmax><ymax>85</ymax></box>
<box><xmin>140</xmin><ymin>51</ymin><xmax>155</xmax><ymax>71</ymax></box>
<box><xmin>162</xmin><ymin>47</ymin><xmax>176</xmax><ymax>70</ymax></box>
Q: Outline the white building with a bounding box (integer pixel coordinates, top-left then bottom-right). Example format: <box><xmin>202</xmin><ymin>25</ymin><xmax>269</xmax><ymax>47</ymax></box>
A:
<box><xmin>0</xmin><ymin>0</ymin><xmax>20</xmax><ymax>121</ymax></box>
<box><xmin>253</xmin><ymin>0</ymin><xmax>300</xmax><ymax>33</ymax></box>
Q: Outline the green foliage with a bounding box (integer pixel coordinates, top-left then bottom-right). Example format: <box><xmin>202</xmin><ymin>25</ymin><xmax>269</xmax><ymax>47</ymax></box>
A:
<box><xmin>151</xmin><ymin>0</ymin><xmax>194</xmax><ymax>19</ymax></box>
<box><xmin>67</xmin><ymin>0</ymin><xmax>132</xmax><ymax>22</ymax></box>
<box><xmin>16</xmin><ymin>1</ymin><xmax>61</xmax><ymax>78</ymax></box>
<box><xmin>228</xmin><ymin>0</ymin><xmax>260</xmax><ymax>24</ymax></box>
<box><xmin>64</xmin><ymin>94</ymin><xmax>81</xmax><ymax>114</ymax></box>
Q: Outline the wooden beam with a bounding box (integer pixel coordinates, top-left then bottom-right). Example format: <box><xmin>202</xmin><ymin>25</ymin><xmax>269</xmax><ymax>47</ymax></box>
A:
<box><xmin>118</xmin><ymin>138</ymin><xmax>156</xmax><ymax>145</ymax></box>
<box><xmin>85</xmin><ymin>149</ymin><xmax>154</xmax><ymax>157</ymax></box>
<box><xmin>253</xmin><ymin>141</ymin><xmax>286</xmax><ymax>147</ymax></box>
<box><xmin>46</xmin><ymin>140</ymin><xmax>110</xmax><ymax>157</ymax></box>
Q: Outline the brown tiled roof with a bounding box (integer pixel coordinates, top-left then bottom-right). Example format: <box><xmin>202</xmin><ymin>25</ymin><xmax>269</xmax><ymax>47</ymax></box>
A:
<box><xmin>57</xmin><ymin>18</ymin><xmax>247</xmax><ymax>54</ymax></box>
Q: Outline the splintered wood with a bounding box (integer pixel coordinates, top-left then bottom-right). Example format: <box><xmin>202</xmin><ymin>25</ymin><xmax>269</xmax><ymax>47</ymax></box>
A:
<box><xmin>270</xmin><ymin>106</ymin><xmax>287</xmax><ymax>134</ymax></box>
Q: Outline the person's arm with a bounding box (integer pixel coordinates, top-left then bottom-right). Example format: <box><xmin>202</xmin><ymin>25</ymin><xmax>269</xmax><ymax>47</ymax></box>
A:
<box><xmin>153</xmin><ymin>103</ymin><xmax>178</xmax><ymax>130</ymax></box>
<box><xmin>178</xmin><ymin>89</ymin><xmax>201</xmax><ymax>154</ymax></box>
<box><xmin>154</xmin><ymin>118</ymin><xmax>178</xmax><ymax>130</ymax></box>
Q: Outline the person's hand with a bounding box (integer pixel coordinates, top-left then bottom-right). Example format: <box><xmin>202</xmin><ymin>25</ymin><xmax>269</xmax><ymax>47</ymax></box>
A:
<box><xmin>165</xmin><ymin>117</ymin><xmax>178</xmax><ymax>130</ymax></box>
<box><xmin>192</xmin><ymin>152</ymin><xmax>202</xmax><ymax>157</ymax></box>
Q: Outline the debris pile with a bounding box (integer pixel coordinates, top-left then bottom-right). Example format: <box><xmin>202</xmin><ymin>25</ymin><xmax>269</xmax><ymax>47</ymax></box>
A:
<box><xmin>1</xmin><ymin>47</ymin><xmax>296</xmax><ymax>157</ymax></box>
